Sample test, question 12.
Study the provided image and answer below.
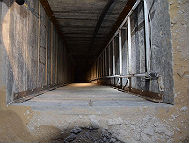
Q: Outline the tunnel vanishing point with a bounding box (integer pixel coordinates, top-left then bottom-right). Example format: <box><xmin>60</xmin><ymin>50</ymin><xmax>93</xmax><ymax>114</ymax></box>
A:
<box><xmin>0</xmin><ymin>0</ymin><xmax>188</xmax><ymax>143</ymax></box>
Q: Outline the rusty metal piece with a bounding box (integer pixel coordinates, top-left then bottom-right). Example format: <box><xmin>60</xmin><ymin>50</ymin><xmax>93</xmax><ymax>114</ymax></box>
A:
<box><xmin>123</xmin><ymin>87</ymin><xmax>163</xmax><ymax>103</ymax></box>
<box><xmin>13</xmin><ymin>84</ymin><xmax>66</xmax><ymax>103</ymax></box>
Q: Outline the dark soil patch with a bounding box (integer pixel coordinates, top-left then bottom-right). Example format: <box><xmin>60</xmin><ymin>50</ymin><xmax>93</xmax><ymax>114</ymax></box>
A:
<box><xmin>51</xmin><ymin>126</ymin><xmax>124</xmax><ymax>143</ymax></box>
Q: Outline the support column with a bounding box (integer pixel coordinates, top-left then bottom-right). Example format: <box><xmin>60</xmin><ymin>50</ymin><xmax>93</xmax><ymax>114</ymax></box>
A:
<box><xmin>119</xmin><ymin>30</ymin><xmax>123</xmax><ymax>87</ymax></box>
<box><xmin>112</xmin><ymin>39</ymin><xmax>115</xmax><ymax>86</ymax></box>
<box><xmin>50</xmin><ymin>23</ymin><xmax>53</xmax><ymax>85</ymax></box>
<box><xmin>119</xmin><ymin>30</ymin><xmax>123</xmax><ymax>75</ymax></box>
<box><xmin>104</xmin><ymin>48</ymin><xmax>107</xmax><ymax>76</ymax></box>
<box><xmin>108</xmin><ymin>45</ymin><xmax>111</xmax><ymax>76</ymax></box>
<box><xmin>103</xmin><ymin>53</ymin><xmax>104</xmax><ymax>77</ymax></box>
<box><xmin>38</xmin><ymin>1</ymin><xmax>41</xmax><ymax>86</ymax></box>
<box><xmin>128</xmin><ymin>16</ymin><xmax>132</xmax><ymax>90</ymax></box>
<box><xmin>144</xmin><ymin>0</ymin><xmax>151</xmax><ymax>73</ymax></box>
<box><xmin>112</xmin><ymin>39</ymin><xmax>115</xmax><ymax>75</ymax></box>
<box><xmin>128</xmin><ymin>16</ymin><xmax>132</xmax><ymax>74</ymax></box>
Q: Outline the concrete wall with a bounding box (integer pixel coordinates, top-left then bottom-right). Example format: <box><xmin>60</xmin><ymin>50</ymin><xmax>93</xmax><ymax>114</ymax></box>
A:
<box><xmin>89</xmin><ymin>0</ymin><xmax>174</xmax><ymax>104</ymax></box>
<box><xmin>0</xmin><ymin>0</ymin><xmax>73</xmax><ymax>104</ymax></box>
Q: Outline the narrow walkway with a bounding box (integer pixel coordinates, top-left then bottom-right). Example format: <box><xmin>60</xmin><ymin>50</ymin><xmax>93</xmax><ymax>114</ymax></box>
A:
<box><xmin>14</xmin><ymin>83</ymin><xmax>167</xmax><ymax>113</ymax></box>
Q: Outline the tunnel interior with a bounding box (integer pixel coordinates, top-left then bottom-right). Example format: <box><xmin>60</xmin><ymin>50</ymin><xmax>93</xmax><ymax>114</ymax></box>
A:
<box><xmin>0</xmin><ymin>0</ymin><xmax>174</xmax><ymax>104</ymax></box>
<box><xmin>0</xmin><ymin>1</ymin><xmax>189</xmax><ymax>143</ymax></box>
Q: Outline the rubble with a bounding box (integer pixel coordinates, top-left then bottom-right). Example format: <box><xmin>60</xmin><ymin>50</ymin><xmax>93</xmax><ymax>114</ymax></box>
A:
<box><xmin>52</xmin><ymin>127</ymin><xmax>125</xmax><ymax>143</ymax></box>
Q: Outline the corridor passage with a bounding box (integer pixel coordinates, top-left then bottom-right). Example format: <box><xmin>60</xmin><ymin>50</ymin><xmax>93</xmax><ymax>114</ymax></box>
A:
<box><xmin>0</xmin><ymin>0</ymin><xmax>188</xmax><ymax>142</ymax></box>
<box><xmin>15</xmin><ymin>83</ymin><xmax>166</xmax><ymax>112</ymax></box>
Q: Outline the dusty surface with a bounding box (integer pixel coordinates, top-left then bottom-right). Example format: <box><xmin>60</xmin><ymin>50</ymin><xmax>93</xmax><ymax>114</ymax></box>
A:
<box><xmin>0</xmin><ymin>83</ymin><xmax>188</xmax><ymax>143</ymax></box>
<box><xmin>15</xmin><ymin>83</ymin><xmax>166</xmax><ymax>111</ymax></box>
<box><xmin>0</xmin><ymin>110</ymin><xmax>34</xmax><ymax>142</ymax></box>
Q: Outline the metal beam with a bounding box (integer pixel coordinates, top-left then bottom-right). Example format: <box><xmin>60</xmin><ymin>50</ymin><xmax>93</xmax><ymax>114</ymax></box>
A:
<box><xmin>90</xmin><ymin>0</ymin><xmax>115</xmax><ymax>49</ymax></box>
<box><xmin>39</xmin><ymin>0</ymin><xmax>57</xmax><ymax>27</ymax></box>
<box><xmin>57</xmin><ymin>17</ymin><xmax>115</xmax><ymax>22</ymax></box>
<box><xmin>119</xmin><ymin>30</ymin><xmax>122</xmax><ymax>75</ymax></box>
<box><xmin>108</xmin><ymin>45</ymin><xmax>111</xmax><ymax>76</ymax></box>
<box><xmin>102</xmin><ymin>52</ymin><xmax>104</xmax><ymax>77</ymax></box>
<box><xmin>60</xmin><ymin>25</ymin><xmax>111</xmax><ymax>29</ymax></box>
<box><xmin>102</xmin><ymin>0</ymin><xmax>137</xmax><ymax>53</ymax></box>
<box><xmin>128</xmin><ymin>16</ymin><xmax>132</xmax><ymax>74</ymax></box>
<box><xmin>104</xmin><ymin>49</ymin><xmax>106</xmax><ymax>76</ymax></box>
<box><xmin>54</xmin><ymin>10</ymin><xmax>120</xmax><ymax>15</ymax></box>
<box><xmin>144</xmin><ymin>0</ymin><xmax>151</xmax><ymax>73</ymax></box>
<box><xmin>96</xmin><ymin>0</ymin><xmax>137</xmax><ymax>58</ymax></box>
<box><xmin>112</xmin><ymin>39</ymin><xmax>115</xmax><ymax>75</ymax></box>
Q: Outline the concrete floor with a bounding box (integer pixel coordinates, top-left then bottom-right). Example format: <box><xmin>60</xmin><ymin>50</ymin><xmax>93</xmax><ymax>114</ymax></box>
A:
<box><xmin>7</xmin><ymin>83</ymin><xmax>180</xmax><ymax>143</ymax></box>
<box><xmin>14</xmin><ymin>83</ymin><xmax>167</xmax><ymax>113</ymax></box>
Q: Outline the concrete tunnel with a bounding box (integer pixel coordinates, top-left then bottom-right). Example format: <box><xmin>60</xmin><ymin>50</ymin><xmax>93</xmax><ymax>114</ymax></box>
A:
<box><xmin>0</xmin><ymin>0</ymin><xmax>188</xmax><ymax>142</ymax></box>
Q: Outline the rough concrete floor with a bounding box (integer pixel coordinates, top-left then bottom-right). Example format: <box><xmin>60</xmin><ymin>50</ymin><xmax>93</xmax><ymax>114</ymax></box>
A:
<box><xmin>2</xmin><ymin>83</ymin><xmax>188</xmax><ymax>143</ymax></box>
<box><xmin>14</xmin><ymin>83</ymin><xmax>166</xmax><ymax>112</ymax></box>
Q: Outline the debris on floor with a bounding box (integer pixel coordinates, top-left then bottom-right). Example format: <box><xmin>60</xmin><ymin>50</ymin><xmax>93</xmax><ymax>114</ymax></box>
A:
<box><xmin>51</xmin><ymin>126</ymin><xmax>124</xmax><ymax>143</ymax></box>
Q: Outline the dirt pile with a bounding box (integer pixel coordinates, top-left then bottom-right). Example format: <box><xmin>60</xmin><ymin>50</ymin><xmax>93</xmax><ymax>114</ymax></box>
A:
<box><xmin>51</xmin><ymin>126</ymin><xmax>124</xmax><ymax>143</ymax></box>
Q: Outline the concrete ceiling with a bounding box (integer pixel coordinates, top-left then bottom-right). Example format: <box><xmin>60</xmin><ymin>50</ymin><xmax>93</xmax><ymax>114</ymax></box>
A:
<box><xmin>47</xmin><ymin>0</ymin><xmax>129</xmax><ymax>69</ymax></box>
